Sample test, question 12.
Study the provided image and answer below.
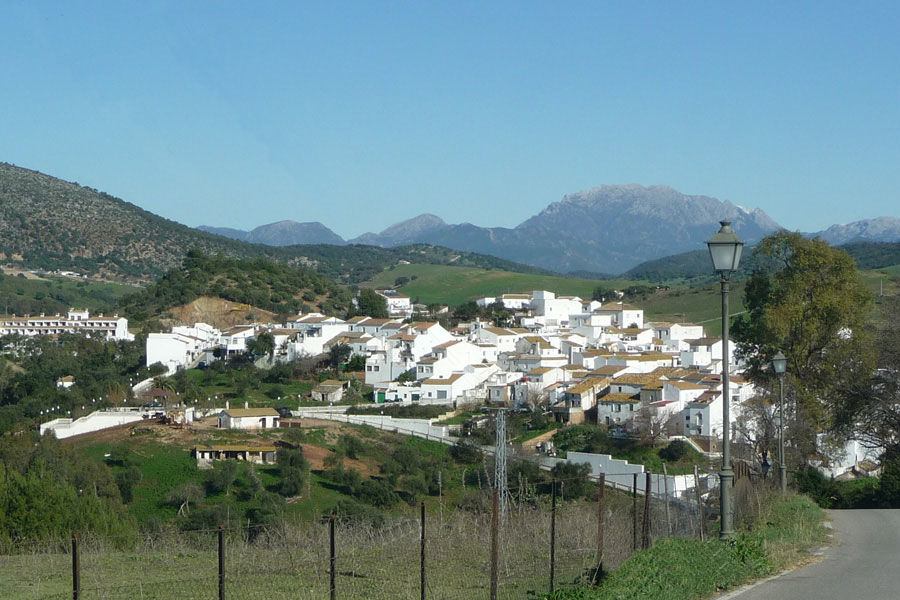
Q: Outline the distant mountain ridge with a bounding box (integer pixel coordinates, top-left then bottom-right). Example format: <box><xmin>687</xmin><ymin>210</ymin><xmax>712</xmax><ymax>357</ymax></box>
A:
<box><xmin>812</xmin><ymin>217</ymin><xmax>900</xmax><ymax>246</ymax></box>
<box><xmin>198</xmin><ymin>220</ymin><xmax>345</xmax><ymax>246</ymax></box>
<box><xmin>211</xmin><ymin>185</ymin><xmax>784</xmax><ymax>274</ymax></box>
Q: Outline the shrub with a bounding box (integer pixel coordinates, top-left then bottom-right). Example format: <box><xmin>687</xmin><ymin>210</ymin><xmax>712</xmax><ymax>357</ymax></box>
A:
<box><xmin>550</xmin><ymin>462</ymin><xmax>592</xmax><ymax>500</ymax></box>
<box><xmin>450</xmin><ymin>439</ymin><xmax>483</xmax><ymax>464</ymax></box>
<box><xmin>326</xmin><ymin>499</ymin><xmax>385</xmax><ymax>528</ymax></box>
<box><xmin>356</xmin><ymin>478</ymin><xmax>399</xmax><ymax>508</ymax></box>
<box><xmin>659</xmin><ymin>440</ymin><xmax>689</xmax><ymax>462</ymax></box>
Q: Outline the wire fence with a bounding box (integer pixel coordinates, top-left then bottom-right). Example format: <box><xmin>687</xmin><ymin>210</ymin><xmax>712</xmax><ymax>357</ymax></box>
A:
<box><xmin>0</xmin><ymin>470</ymin><xmax>766</xmax><ymax>600</ymax></box>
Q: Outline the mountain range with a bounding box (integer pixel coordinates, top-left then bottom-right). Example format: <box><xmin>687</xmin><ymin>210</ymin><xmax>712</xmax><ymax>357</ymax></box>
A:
<box><xmin>203</xmin><ymin>187</ymin><xmax>900</xmax><ymax>275</ymax></box>
<box><xmin>3</xmin><ymin>160</ymin><xmax>899</xmax><ymax>284</ymax></box>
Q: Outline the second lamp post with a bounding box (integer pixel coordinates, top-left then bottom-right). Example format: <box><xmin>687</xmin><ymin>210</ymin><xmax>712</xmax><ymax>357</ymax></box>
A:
<box><xmin>772</xmin><ymin>351</ymin><xmax>787</xmax><ymax>496</ymax></box>
<box><xmin>707</xmin><ymin>220</ymin><xmax>743</xmax><ymax>541</ymax></box>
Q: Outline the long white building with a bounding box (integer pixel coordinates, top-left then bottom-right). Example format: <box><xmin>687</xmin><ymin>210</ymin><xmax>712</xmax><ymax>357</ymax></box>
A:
<box><xmin>0</xmin><ymin>309</ymin><xmax>132</xmax><ymax>340</ymax></box>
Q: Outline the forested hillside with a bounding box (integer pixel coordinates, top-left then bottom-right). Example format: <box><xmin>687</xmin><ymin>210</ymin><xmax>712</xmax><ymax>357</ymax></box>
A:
<box><xmin>119</xmin><ymin>250</ymin><xmax>353</xmax><ymax>323</ymax></box>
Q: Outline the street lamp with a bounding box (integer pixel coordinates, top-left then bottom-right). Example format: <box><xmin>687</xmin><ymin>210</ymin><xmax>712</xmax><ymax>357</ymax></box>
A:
<box><xmin>772</xmin><ymin>350</ymin><xmax>788</xmax><ymax>496</ymax></box>
<box><xmin>707</xmin><ymin>220</ymin><xmax>743</xmax><ymax>540</ymax></box>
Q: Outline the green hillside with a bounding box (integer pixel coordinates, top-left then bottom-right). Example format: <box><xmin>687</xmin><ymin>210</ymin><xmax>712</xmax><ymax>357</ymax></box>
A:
<box><xmin>640</xmin><ymin>281</ymin><xmax>748</xmax><ymax>336</ymax></box>
<box><xmin>0</xmin><ymin>271</ymin><xmax>133</xmax><ymax>316</ymax></box>
<box><xmin>119</xmin><ymin>250</ymin><xmax>353</xmax><ymax>323</ymax></box>
<box><xmin>0</xmin><ymin>162</ymin><xmax>553</xmax><ymax>284</ymax></box>
<box><xmin>363</xmin><ymin>263</ymin><xmax>638</xmax><ymax>306</ymax></box>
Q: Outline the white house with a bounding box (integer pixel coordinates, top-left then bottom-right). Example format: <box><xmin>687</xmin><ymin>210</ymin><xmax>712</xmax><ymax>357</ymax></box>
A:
<box><xmin>375</xmin><ymin>290</ymin><xmax>413</xmax><ymax>318</ymax></box>
<box><xmin>680</xmin><ymin>337</ymin><xmax>740</xmax><ymax>370</ymax></box>
<box><xmin>650</xmin><ymin>322</ymin><xmax>706</xmax><ymax>352</ymax></box>
<box><xmin>218</xmin><ymin>407</ymin><xmax>280</xmax><ymax>430</ymax></box>
<box><xmin>475</xmin><ymin>293</ymin><xmax>532</xmax><ymax>310</ymax></box>
<box><xmin>530</xmin><ymin>291</ymin><xmax>584</xmax><ymax>328</ymax></box>
<box><xmin>475</xmin><ymin>326</ymin><xmax>522</xmax><ymax>352</ymax></box>
<box><xmin>596</xmin><ymin>393</ymin><xmax>641</xmax><ymax>427</ymax></box>
<box><xmin>221</xmin><ymin>326</ymin><xmax>258</xmax><ymax>356</ymax></box>
<box><xmin>596</xmin><ymin>302</ymin><xmax>644</xmax><ymax>329</ymax></box>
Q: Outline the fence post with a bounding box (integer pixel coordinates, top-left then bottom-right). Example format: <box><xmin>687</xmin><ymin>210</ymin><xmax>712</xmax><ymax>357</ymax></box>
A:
<box><xmin>593</xmin><ymin>473</ymin><xmax>605</xmax><ymax>585</ymax></box>
<box><xmin>218</xmin><ymin>525</ymin><xmax>225</xmax><ymax>600</ymax></box>
<box><xmin>71</xmin><ymin>532</ymin><xmax>80</xmax><ymax>600</ymax></box>
<box><xmin>490</xmin><ymin>488</ymin><xmax>499</xmax><ymax>600</ymax></box>
<box><xmin>420</xmin><ymin>502</ymin><xmax>426</xmax><ymax>600</ymax></box>
<box><xmin>550</xmin><ymin>477</ymin><xmax>557</xmax><ymax>593</ymax></box>
<box><xmin>330</xmin><ymin>514</ymin><xmax>336</xmax><ymax>600</ymax></box>
<box><xmin>662</xmin><ymin>464</ymin><xmax>672</xmax><ymax>536</ymax></box>
<box><xmin>693</xmin><ymin>466</ymin><xmax>705</xmax><ymax>541</ymax></box>
<box><xmin>642</xmin><ymin>472</ymin><xmax>652</xmax><ymax>549</ymax></box>
<box><xmin>632</xmin><ymin>473</ymin><xmax>638</xmax><ymax>552</ymax></box>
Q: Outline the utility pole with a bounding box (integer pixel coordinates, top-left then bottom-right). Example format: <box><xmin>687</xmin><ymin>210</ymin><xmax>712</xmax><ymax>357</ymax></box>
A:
<box><xmin>495</xmin><ymin>409</ymin><xmax>508</xmax><ymax>518</ymax></box>
<box><xmin>485</xmin><ymin>407</ymin><xmax>511</xmax><ymax>518</ymax></box>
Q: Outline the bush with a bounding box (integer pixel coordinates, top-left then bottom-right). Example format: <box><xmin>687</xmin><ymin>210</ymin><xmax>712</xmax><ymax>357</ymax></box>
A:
<box><xmin>550</xmin><ymin>462</ymin><xmax>592</xmax><ymax>500</ymax></box>
<box><xmin>326</xmin><ymin>499</ymin><xmax>385</xmax><ymax>528</ymax></box>
<box><xmin>356</xmin><ymin>478</ymin><xmax>399</xmax><ymax>508</ymax></box>
<box><xmin>449</xmin><ymin>439</ymin><xmax>483</xmax><ymax>464</ymax></box>
<box><xmin>659</xmin><ymin>440</ymin><xmax>689</xmax><ymax>462</ymax></box>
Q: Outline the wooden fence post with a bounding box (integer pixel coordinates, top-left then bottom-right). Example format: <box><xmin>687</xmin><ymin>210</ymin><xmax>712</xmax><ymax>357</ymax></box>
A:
<box><xmin>662</xmin><ymin>464</ymin><xmax>672</xmax><ymax>536</ymax></box>
<box><xmin>642</xmin><ymin>472</ymin><xmax>652</xmax><ymax>549</ymax></box>
<box><xmin>550</xmin><ymin>478</ymin><xmax>557</xmax><ymax>593</ymax></box>
<box><xmin>694</xmin><ymin>465</ymin><xmax>705</xmax><ymax>541</ymax></box>
<box><xmin>71</xmin><ymin>532</ymin><xmax>80</xmax><ymax>600</ymax></box>
<box><xmin>593</xmin><ymin>474</ymin><xmax>605</xmax><ymax>585</ymax></box>
<box><xmin>218</xmin><ymin>525</ymin><xmax>225</xmax><ymax>600</ymax></box>
<box><xmin>632</xmin><ymin>473</ymin><xmax>639</xmax><ymax>552</ymax></box>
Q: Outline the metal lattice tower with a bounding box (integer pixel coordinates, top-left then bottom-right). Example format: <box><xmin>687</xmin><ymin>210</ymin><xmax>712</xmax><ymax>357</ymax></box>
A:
<box><xmin>494</xmin><ymin>409</ymin><xmax>508</xmax><ymax>517</ymax></box>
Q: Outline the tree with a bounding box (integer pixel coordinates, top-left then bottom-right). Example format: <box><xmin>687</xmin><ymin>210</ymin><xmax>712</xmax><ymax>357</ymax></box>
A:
<box><xmin>634</xmin><ymin>406</ymin><xmax>678</xmax><ymax>445</ymax></box>
<box><xmin>247</xmin><ymin>331</ymin><xmax>275</xmax><ymax>358</ymax></box>
<box><xmin>114</xmin><ymin>466</ymin><xmax>142</xmax><ymax>504</ymax></box>
<box><xmin>731</xmin><ymin>231</ymin><xmax>875</xmax><ymax>457</ymax></box>
<box><xmin>329</xmin><ymin>344</ymin><xmax>352</xmax><ymax>369</ymax></box>
<box><xmin>166</xmin><ymin>483</ymin><xmax>204</xmax><ymax>516</ymax></box>
<box><xmin>205</xmin><ymin>461</ymin><xmax>240</xmax><ymax>496</ymax></box>
<box><xmin>356</xmin><ymin>289</ymin><xmax>388</xmax><ymax>319</ymax></box>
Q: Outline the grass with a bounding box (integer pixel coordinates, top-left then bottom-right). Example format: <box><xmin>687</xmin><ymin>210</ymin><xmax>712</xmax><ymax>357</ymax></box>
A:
<box><xmin>361</xmin><ymin>263</ymin><xmax>637</xmax><ymax>306</ymax></box>
<box><xmin>639</xmin><ymin>280</ymin><xmax>748</xmax><ymax>336</ymax></box>
<box><xmin>185</xmin><ymin>368</ymin><xmax>315</xmax><ymax>406</ymax></box>
<box><xmin>512</xmin><ymin>423</ymin><xmax>560</xmax><ymax>444</ymax></box>
<box><xmin>0</xmin><ymin>271</ymin><xmax>134</xmax><ymax>315</ymax></box>
<box><xmin>544</xmin><ymin>492</ymin><xmax>827</xmax><ymax>600</ymax></box>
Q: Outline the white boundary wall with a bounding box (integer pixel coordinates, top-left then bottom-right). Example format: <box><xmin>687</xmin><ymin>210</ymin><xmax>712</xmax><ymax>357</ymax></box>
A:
<box><xmin>40</xmin><ymin>409</ymin><xmax>147</xmax><ymax>439</ymax></box>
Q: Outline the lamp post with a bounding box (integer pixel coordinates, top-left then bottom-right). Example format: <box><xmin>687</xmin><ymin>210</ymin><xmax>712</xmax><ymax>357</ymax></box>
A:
<box><xmin>707</xmin><ymin>220</ymin><xmax>743</xmax><ymax>540</ymax></box>
<box><xmin>772</xmin><ymin>351</ymin><xmax>787</xmax><ymax>496</ymax></box>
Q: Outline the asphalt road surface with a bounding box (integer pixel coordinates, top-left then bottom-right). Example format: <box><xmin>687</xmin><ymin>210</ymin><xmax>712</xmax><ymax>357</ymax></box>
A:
<box><xmin>728</xmin><ymin>509</ymin><xmax>900</xmax><ymax>600</ymax></box>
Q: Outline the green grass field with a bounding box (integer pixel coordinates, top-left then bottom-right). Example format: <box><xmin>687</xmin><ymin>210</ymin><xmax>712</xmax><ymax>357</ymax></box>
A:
<box><xmin>639</xmin><ymin>281</ymin><xmax>748</xmax><ymax>336</ymax></box>
<box><xmin>362</xmin><ymin>263</ymin><xmax>637</xmax><ymax>306</ymax></box>
<box><xmin>184</xmin><ymin>369</ymin><xmax>315</xmax><ymax>407</ymax></box>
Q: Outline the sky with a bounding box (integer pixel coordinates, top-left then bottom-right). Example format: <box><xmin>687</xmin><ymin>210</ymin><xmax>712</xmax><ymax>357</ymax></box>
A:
<box><xmin>2</xmin><ymin>2</ymin><xmax>899</xmax><ymax>239</ymax></box>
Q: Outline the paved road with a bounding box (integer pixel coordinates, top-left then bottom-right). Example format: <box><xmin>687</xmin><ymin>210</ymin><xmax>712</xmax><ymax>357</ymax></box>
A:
<box><xmin>729</xmin><ymin>509</ymin><xmax>900</xmax><ymax>600</ymax></box>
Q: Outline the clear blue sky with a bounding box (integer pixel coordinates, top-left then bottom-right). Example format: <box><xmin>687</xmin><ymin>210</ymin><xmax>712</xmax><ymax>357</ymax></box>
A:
<box><xmin>2</xmin><ymin>2</ymin><xmax>898</xmax><ymax>238</ymax></box>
